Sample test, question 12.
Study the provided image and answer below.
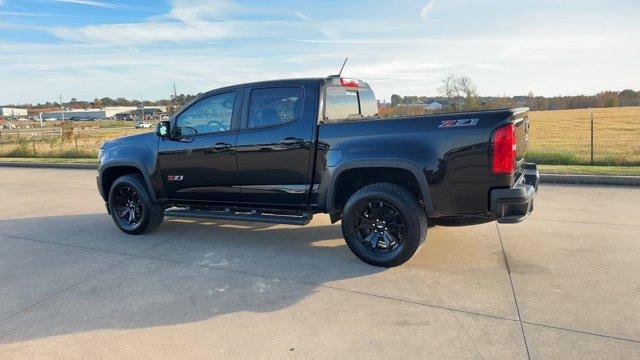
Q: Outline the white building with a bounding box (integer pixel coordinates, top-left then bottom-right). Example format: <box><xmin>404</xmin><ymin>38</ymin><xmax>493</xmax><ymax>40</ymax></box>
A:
<box><xmin>426</xmin><ymin>101</ymin><xmax>444</xmax><ymax>110</ymax></box>
<box><xmin>0</xmin><ymin>107</ymin><xmax>28</xmax><ymax>118</ymax></box>
<box><xmin>40</xmin><ymin>106</ymin><xmax>166</xmax><ymax>120</ymax></box>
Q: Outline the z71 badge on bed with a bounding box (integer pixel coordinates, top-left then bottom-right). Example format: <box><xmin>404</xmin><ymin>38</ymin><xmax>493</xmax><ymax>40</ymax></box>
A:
<box><xmin>439</xmin><ymin>118</ymin><xmax>479</xmax><ymax>128</ymax></box>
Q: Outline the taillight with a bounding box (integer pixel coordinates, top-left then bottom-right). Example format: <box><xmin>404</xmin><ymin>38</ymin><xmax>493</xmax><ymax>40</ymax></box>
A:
<box><xmin>491</xmin><ymin>123</ymin><xmax>516</xmax><ymax>175</ymax></box>
<box><xmin>340</xmin><ymin>78</ymin><xmax>359</xmax><ymax>88</ymax></box>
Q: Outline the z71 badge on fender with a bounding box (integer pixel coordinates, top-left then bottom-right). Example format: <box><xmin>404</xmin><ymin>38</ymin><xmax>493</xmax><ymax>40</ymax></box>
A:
<box><xmin>439</xmin><ymin>118</ymin><xmax>479</xmax><ymax>128</ymax></box>
<box><xmin>166</xmin><ymin>175</ymin><xmax>184</xmax><ymax>181</ymax></box>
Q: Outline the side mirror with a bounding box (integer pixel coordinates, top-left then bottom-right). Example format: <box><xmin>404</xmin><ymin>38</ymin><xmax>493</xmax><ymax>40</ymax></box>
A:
<box><xmin>156</xmin><ymin>121</ymin><xmax>170</xmax><ymax>138</ymax></box>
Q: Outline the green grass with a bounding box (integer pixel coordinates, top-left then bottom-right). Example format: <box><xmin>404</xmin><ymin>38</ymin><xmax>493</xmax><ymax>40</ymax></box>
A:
<box><xmin>526</xmin><ymin>150</ymin><xmax>580</xmax><ymax>165</ymax></box>
<box><xmin>0</xmin><ymin>157</ymin><xmax>97</xmax><ymax>164</ymax></box>
<box><xmin>538</xmin><ymin>165</ymin><xmax>640</xmax><ymax>176</ymax></box>
<box><xmin>0</xmin><ymin>146</ymin><xmax>97</xmax><ymax>159</ymax></box>
<box><xmin>526</xmin><ymin>150</ymin><xmax>640</xmax><ymax>166</ymax></box>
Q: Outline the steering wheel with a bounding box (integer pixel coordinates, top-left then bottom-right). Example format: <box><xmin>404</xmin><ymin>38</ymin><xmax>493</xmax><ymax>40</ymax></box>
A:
<box><xmin>206</xmin><ymin>120</ymin><xmax>226</xmax><ymax>132</ymax></box>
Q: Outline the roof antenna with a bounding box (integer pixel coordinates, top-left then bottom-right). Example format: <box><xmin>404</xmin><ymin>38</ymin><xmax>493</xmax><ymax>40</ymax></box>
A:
<box><xmin>337</xmin><ymin>57</ymin><xmax>348</xmax><ymax>77</ymax></box>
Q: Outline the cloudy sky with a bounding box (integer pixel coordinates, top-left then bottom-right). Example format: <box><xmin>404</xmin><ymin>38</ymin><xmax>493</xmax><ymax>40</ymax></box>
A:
<box><xmin>1</xmin><ymin>0</ymin><xmax>638</xmax><ymax>104</ymax></box>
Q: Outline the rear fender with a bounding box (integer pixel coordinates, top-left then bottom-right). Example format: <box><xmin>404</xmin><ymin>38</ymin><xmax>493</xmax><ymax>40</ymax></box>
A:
<box><xmin>325</xmin><ymin>158</ymin><xmax>436</xmax><ymax>217</ymax></box>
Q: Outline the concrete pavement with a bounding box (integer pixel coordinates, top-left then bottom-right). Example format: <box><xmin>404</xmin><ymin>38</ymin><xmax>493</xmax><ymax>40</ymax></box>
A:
<box><xmin>0</xmin><ymin>167</ymin><xmax>639</xmax><ymax>359</ymax></box>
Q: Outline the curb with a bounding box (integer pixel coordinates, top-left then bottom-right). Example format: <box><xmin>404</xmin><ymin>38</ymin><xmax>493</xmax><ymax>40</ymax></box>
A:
<box><xmin>540</xmin><ymin>174</ymin><xmax>640</xmax><ymax>187</ymax></box>
<box><xmin>1</xmin><ymin>162</ymin><xmax>639</xmax><ymax>187</ymax></box>
<box><xmin>0</xmin><ymin>162</ymin><xmax>97</xmax><ymax>170</ymax></box>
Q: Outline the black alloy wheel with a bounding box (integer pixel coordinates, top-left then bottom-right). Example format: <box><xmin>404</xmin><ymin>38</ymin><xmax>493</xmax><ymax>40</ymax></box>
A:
<box><xmin>107</xmin><ymin>174</ymin><xmax>164</xmax><ymax>235</ymax></box>
<box><xmin>354</xmin><ymin>201</ymin><xmax>406</xmax><ymax>254</ymax></box>
<box><xmin>113</xmin><ymin>185</ymin><xmax>144</xmax><ymax>228</ymax></box>
<box><xmin>341</xmin><ymin>182</ymin><xmax>428</xmax><ymax>267</ymax></box>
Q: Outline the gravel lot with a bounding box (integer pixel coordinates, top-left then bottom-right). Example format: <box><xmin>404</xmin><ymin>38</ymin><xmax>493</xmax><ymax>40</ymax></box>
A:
<box><xmin>1</xmin><ymin>167</ymin><xmax>639</xmax><ymax>359</ymax></box>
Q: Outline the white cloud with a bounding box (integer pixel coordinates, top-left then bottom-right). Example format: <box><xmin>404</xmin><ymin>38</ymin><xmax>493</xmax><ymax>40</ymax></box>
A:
<box><xmin>0</xmin><ymin>10</ymin><xmax>53</xmax><ymax>16</ymax></box>
<box><xmin>167</xmin><ymin>0</ymin><xmax>238</xmax><ymax>22</ymax></box>
<box><xmin>2</xmin><ymin>0</ymin><xmax>639</xmax><ymax>104</ymax></box>
<box><xmin>293</xmin><ymin>12</ymin><xmax>311</xmax><ymax>22</ymax></box>
<box><xmin>51</xmin><ymin>0</ymin><xmax>126</xmax><ymax>9</ymax></box>
<box><xmin>51</xmin><ymin>21</ymin><xmax>233</xmax><ymax>44</ymax></box>
<box><xmin>420</xmin><ymin>1</ymin><xmax>435</xmax><ymax>20</ymax></box>
<box><xmin>50</xmin><ymin>20</ymin><xmax>313</xmax><ymax>45</ymax></box>
<box><xmin>48</xmin><ymin>0</ymin><xmax>312</xmax><ymax>45</ymax></box>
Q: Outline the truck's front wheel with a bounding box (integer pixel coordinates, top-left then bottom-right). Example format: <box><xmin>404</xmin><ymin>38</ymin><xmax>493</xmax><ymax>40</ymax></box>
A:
<box><xmin>341</xmin><ymin>183</ymin><xmax>427</xmax><ymax>267</ymax></box>
<box><xmin>108</xmin><ymin>174</ymin><xmax>164</xmax><ymax>235</ymax></box>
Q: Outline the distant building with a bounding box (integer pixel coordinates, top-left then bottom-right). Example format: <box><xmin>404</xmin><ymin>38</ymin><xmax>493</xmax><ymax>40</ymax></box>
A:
<box><xmin>397</xmin><ymin>100</ymin><xmax>445</xmax><ymax>110</ymax></box>
<box><xmin>425</xmin><ymin>101</ymin><xmax>444</xmax><ymax>110</ymax></box>
<box><xmin>40</xmin><ymin>106</ymin><xmax>166</xmax><ymax>120</ymax></box>
<box><xmin>114</xmin><ymin>107</ymin><xmax>166</xmax><ymax>120</ymax></box>
<box><xmin>0</xmin><ymin>107</ymin><xmax>28</xmax><ymax>118</ymax></box>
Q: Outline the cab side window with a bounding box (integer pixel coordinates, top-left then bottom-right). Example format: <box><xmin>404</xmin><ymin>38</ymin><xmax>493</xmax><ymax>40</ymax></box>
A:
<box><xmin>248</xmin><ymin>87</ymin><xmax>303</xmax><ymax>128</ymax></box>
<box><xmin>176</xmin><ymin>92</ymin><xmax>235</xmax><ymax>136</ymax></box>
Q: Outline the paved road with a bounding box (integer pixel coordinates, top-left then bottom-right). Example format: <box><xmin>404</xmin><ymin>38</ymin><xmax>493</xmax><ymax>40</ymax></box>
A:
<box><xmin>0</xmin><ymin>168</ymin><xmax>639</xmax><ymax>359</ymax></box>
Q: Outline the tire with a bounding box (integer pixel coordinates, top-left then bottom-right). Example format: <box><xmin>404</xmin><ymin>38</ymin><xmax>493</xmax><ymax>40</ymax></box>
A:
<box><xmin>108</xmin><ymin>174</ymin><xmax>164</xmax><ymax>235</ymax></box>
<box><xmin>341</xmin><ymin>182</ymin><xmax>428</xmax><ymax>267</ymax></box>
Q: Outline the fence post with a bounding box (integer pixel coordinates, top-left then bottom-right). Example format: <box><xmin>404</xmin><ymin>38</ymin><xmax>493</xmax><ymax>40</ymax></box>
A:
<box><xmin>590</xmin><ymin>113</ymin><xmax>594</xmax><ymax>165</ymax></box>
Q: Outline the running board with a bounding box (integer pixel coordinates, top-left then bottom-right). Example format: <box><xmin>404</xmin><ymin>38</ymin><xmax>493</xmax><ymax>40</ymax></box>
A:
<box><xmin>164</xmin><ymin>207</ymin><xmax>312</xmax><ymax>226</ymax></box>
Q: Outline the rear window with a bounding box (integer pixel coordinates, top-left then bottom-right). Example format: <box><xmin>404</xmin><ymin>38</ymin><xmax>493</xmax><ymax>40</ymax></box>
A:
<box><xmin>324</xmin><ymin>85</ymin><xmax>378</xmax><ymax>123</ymax></box>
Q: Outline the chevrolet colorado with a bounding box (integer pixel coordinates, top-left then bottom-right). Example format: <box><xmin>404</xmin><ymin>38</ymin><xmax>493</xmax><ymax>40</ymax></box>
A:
<box><xmin>97</xmin><ymin>76</ymin><xmax>539</xmax><ymax>267</ymax></box>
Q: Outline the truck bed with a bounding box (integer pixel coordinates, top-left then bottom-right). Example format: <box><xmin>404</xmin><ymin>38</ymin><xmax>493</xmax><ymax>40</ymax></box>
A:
<box><xmin>315</xmin><ymin>108</ymin><xmax>530</xmax><ymax>218</ymax></box>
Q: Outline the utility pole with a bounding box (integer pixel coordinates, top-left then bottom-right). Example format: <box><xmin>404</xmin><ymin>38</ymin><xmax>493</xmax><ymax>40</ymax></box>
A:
<box><xmin>140</xmin><ymin>95</ymin><xmax>144</xmax><ymax>120</ymax></box>
<box><xmin>59</xmin><ymin>94</ymin><xmax>65</xmax><ymax>123</ymax></box>
<box><xmin>172</xmin><ymin>82</ymin><xmax>178</xmax><ymax>114</ymax></box>
<box><xmin>173</xmin><ymin>82</ymin><xmax>178</xmax><ymax>102</ymax></box>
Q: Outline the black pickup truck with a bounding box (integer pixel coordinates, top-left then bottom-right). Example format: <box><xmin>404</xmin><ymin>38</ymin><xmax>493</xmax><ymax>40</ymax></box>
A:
<box><xmin>97</xmin><ymin>76</ymin><xmax>539</xmax><ymax>267</ymax></box>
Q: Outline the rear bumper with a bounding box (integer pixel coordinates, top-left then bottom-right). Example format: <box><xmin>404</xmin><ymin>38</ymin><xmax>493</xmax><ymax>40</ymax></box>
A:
<box><xmin>490</xmin><ymin>163</ymin><xmax>539</xmax><ymax>223</ymax></box>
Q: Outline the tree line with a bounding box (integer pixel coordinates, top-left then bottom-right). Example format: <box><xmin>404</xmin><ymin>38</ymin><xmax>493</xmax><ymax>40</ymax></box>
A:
<box><xmin>386</xmin><ymin>74</ymin><xmax>639</xmax><ymax>114</ymax></box>
<box><xmin>4</xmin><ymin>76</ymin><xmax>639</xmax><ymax>114</ymax></box>
<box><xmin>3</xmin><ymin>93</ymin><xmax>202</xmax><ymax>113</ymax></box>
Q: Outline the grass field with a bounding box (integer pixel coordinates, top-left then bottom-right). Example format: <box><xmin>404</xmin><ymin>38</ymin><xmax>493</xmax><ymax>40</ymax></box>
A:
<box><xmin>0</xmin><ymin>120</ymin><xmax>152</xmax><ymax>159</ymax></box>
<box><xmin>527</xmin><ymin>107</ymin><xmax>640</xmax><ymax>166</ymax></box>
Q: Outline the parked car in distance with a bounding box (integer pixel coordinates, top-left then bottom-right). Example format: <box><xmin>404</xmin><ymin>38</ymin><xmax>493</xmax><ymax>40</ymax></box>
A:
<box><xmin>135</xmin><ymin>121</ymin><xmax>153</xmax><ymax>129</ymax></box>
<box><xmin>97</xmin><ymin>76</ymin><xmax>539</xmax><ymax>267</ymax></box>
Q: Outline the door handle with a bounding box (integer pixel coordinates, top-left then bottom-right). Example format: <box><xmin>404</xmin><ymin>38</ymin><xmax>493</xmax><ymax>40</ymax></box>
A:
<box><xmin>212</xmin><ymin>142</ymin><xmax>232</xmax><ymax>150</ymax></box>
<box><xmin>280</xmin><ymin>137</ymin><xmax>303</xmax><ymax>145</ymax></box>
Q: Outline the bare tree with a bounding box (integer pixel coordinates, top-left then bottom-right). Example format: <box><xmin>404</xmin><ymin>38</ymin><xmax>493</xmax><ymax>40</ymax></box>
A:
<box><xmin>438</xmin><ymin>74</ymin><xmax>479</xmax><ymax>110</ymax></box>
<box><xmin>438</xmin><ymin>74</ymin><xmax>459</xmax><ymax>109</ymax></box>
<box><xmin>457</xmin><ymin>76</ymin><xmax>478</xmax><ymax>98</ymax></box>
<box><xmin>457</xmin><ymin>76</ymin><xmax>479</xmax><ymax>109</ymax></box>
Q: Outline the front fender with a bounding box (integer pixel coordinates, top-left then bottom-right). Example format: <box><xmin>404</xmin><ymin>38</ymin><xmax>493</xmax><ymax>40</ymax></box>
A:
<box><xmin>98</xmin><ymin>140</ymin><xmax>164</xmax><ymax>202</ymax></box>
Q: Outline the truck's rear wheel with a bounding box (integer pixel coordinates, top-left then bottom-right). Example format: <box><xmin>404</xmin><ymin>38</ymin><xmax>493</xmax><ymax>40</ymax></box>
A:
<box><xmin>108</xmin><ymin>174</ymin><xmax>164</xmax><ymax>235</ymax></box>
<box><xmin>341</xmin><ymin>183</ymin><xmax>427</xmax><ymax>267</ymax></box>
